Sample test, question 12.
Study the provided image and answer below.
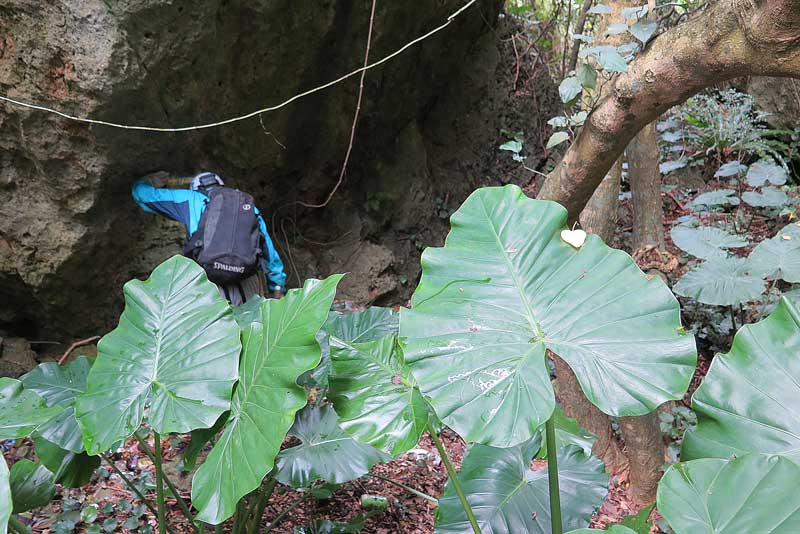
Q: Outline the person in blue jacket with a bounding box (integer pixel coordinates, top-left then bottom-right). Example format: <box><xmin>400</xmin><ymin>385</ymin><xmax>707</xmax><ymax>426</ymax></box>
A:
<box><xmin>132</xmin><ymin>171</ymin><xmax>287</xmax><ymax>303</ymax></box>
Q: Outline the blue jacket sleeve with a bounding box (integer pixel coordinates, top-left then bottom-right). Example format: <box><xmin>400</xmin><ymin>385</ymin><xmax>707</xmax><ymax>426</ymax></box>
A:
<box><xmin>254</xmin><ymin>207</ymin><xmax>287</xmax><ymax>290</ymax></box>
<box><xmin>132</xmin><ymin>179</ymin><xmax>194</xmax><ymax>228</ymax></box>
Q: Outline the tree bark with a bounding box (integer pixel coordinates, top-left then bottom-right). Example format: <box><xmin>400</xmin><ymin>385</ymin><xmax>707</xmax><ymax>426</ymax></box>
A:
<box><xmin>537</xmin><ymin>0</ymin><xmax>800</xmax><ymax>219</ymax></box>
<box><xmin>619</xmin><ymin>412</ymin><xmax>664</xmax><ymax>504</ymax></box>
<box><xmin>623</xmin><ymin>108</ymin><xmax>666</xmax><ymax>506</ymax></box>
<box><xmin>553</xmin><ymin>357</ymin><xmax>627</xmax><ymax>472</ymax></box>
<box><xmin>628</xmin><ymin>122</ymin><xmax>664</xmax><ymax>252</ymax></box>
<box><xmin>579</xmin><ymin>161</ymin><xmax>620</xmax><ymax>242</ymax></box>
<box><xmin>553</xmin><ymin>1</ymin><xmax>627</xmax><ymax>475</ymax></box>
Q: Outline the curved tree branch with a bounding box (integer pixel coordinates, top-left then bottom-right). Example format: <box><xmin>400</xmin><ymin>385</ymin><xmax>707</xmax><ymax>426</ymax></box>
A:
<box><xmin>537</xmin><ymin>0</ymin><xmax>800</xmax><ymax>218</ymax></box>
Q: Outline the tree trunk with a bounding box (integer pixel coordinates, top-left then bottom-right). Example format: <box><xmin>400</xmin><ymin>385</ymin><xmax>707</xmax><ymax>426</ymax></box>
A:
<box><xmin>628</xmin><ymin>122</ymin><xmax>664</xmax><ymax>253</ymax></box>
<box><xmin>553</xmin><ymin>2</ymin><xmax>626</xmax><ymax>475</ymax></box>
<box><xmin>553</xmin><ymin>356</ymin><xmax>627</xmax><ymax>472</ymax></box>
<box><xmin>618</xmin><ymin>413</ymin><xmax>664</xmax><ymax>504</ymax></box>
<box><xmin>537</xmin><ymin>0</ymin><xmax>800</xmax><ymax>220</ymax></box>
<box><xmin>622</xmin><ymin>116</ymin><xmax>666</xmax><ymax>506</ymax></box>
<box><xmin>579</xmin><ymin>161</ymin><xmax>620</xmax><ymax>242</ymax></box>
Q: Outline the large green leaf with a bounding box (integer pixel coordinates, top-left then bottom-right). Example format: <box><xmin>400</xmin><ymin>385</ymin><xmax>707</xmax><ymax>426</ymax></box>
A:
<box><xmin>401</xmin><ymin>185</ymin><xmax>695</xmax><ymax>446</ymax></box>
<box><xmin>673</xmin><ymin>257</ymin><xmax>764</xmax><ymax>306</ymax></box>
<box><xmin>742</xmin><ymin>186</ymin><xmax>790</xmax><ymax>208</ymax></box>
<box><xmin>746</xmin><ymin>159</ymin><xmax>788</xmax><ymax>187</ymax></box>
<box><xmin>682</xmin><ymin>297</ymin><xmax>800</xmax><ymax>462</ymax></box>
<box><xmin>658</xmin><ymin>454</ymin><xmax>800</xmax><ymax>533</ymax></box>
<box><xmin>76</xmin><ymin>256</ymin><xmax>241</xmax><ymax>455</ymax></box>
<box><xmin>567</xmin><ymin>528</ymin><xmax>636</xmax><ymax>534</ymax></box>
<box><xmin>21</xmin><ymin>357</ymin><xmax>92</xmax><ymax>453</ymax></box>
<box><xmin>192</xmin><ymin>275</ymin><xmax>343</xmax><ymax>524</ymax></box>
<box><xmin>299</xmin><ymin>308</ymin><xmax>398</xmax><ymax>394</ymax></box>
<box><xmin>436</xmin><ymin>441</ymin><xmax>608</xmax><ymax>534</ymax></box>
<box><xmin>686</xmin><ymin>189</ymin><xmax>740</xmax><ymax>211</ymax></box>
<box><xmin>327</xmin><ymin>307</ymin><xmax>399</xmax><ymax>343</ymax></box>
<box><xmin>748</xmin><ymin>224</ymin><xmax>800</xmax><ymax>282</ymax></box>
<box><xmin>232</xmin><ymin>295</ymin><xmax>266</xmax><ymax>328</ymax></box>
<box><xmin>0</xmin><ymin>458</ymin><xmax>10</xmax><ymax>534</ymax></box>
<box><xmin>328</xmin><ymin>335</ymin><xmax>429</xmax><ymax>457</ymax></box>
<box><xmin>0</xmin><ymin>378</ymin><xmax>63</xmax><ymax>439</ymax></box>
<box><xmin>9</xmin><ymin>459</ymin><xmax>56</xmax><ymax>513</ymax></box>
<box><xmin>274</xmin><ymin>405</ymin><xmax>388</xmax><ymax>488</ymax></box>
<box><xmin>670</xmin><ymin>226</ymin><xmax>746</xmax><ymax>260</ymax></box>
<box><xmin>33</xmin><ymin>436</ymin><xmax>100</xmax><ymax>488</ymax></box>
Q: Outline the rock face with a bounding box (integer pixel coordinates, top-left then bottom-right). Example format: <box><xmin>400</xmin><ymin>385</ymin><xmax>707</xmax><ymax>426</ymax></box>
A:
<box><xmin>747</xmin><ymin>77</ymin><xmax>800</xmax><ymax>130</ymax></box>
<box><xmin>0</xmin><ymin>1</ymin><xmax>558</xmax><ymax>338</ymax></box>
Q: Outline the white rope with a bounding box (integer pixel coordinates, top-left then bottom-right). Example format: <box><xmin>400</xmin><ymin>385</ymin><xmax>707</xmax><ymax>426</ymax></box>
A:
<box><xmin>0</xmin><ymin>0</ymin><xmax>478</xmax><ymax>133</ymax></box>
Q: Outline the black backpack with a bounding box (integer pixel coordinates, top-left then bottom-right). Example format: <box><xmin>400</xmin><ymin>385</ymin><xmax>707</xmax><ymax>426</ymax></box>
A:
<box><xmin>183</xmin><ymin>187</ymin><xmax>263</xmax><ymax>285</ymax></box>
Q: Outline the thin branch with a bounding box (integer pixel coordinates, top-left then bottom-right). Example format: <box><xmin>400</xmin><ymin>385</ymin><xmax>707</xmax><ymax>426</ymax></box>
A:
<box><xmin>58</xmin><ymin>336</ymin><xmax>100</xmax><ymax>365</ymax></box>
<box><xmin>297</xmin><ymin>0</ymin><xmax>378</xmax><ymax>209</ymax></box>
<box><xmin>567</xmin><ymin>0</ymin><xmax>594</xmax><ymax>73</ymax></box>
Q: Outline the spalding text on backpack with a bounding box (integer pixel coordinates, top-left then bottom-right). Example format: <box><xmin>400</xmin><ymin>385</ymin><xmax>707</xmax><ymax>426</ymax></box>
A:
<box><xmin>183</xmin><ymin>187</ymin><xmax>263</xmax><ymax>285</ymax></box>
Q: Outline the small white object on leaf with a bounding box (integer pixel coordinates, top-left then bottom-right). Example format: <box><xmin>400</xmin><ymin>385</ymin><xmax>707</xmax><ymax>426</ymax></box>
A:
<box><xmin>561</xmin><ymin>229</ymin><xmax>587</xmax><ymax>248</ymax></box>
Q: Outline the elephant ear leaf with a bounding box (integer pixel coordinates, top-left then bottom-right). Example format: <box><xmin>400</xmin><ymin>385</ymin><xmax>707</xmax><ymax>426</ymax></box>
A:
<box><xmin>75</xmin><ymin>255</ymin><xmax>242</xmax><ymax>455</ymax></box>
<box><xmin>21</xmin><ymin>357</ymin><xmax>92</xmax><ymax>453</ymax></box>
<box><xmin>0</xmin><ymin>378</ymin><xmax>63</xmax><ymax>440</ymax></box>
<box><xmin>32</xmin><ymin>436</ymin><xmax>100</xmax><ymax>488</ymax></box>
<box><xmin>274</xmin><ymin>405</ymin><xmax>389</xmax><ymax>488</ymax></box>
<box><xmin>435</xmin><ymin>439</ymin><xmax>608</xmax><ymax>534</ymax></box>
<box><xmin>9</xmin><ymin>459</ymin><xmax>56</xmax><ymax>513</ymax></box>
<box><xmin>0</xmin><ymin>458</ymin><xmax>10</xmax><ymax>534</ymax></box>
<box><xmin>191</xmin><ymin>275</ymin><xmax>343</xmax><ymax>525</ymax></box>
<box><xmin>682</xmin><ymin>296</ymin><xmax>800</xmax><ymax>462</ymax></box>
<box><xmin>658</xmin><ymin>454</ymin><xmax>800</xmax><ymax>534</ymax></box>
<box><xmin>328</xmin><ymin>334</ymin><xmax>429</xmax><ymax>457</ymax></box>
<box><xmin>326</xmin><ymin>307</ymin><xmax>398</xmax><ymax>343</ymax></box>
<box><xmin>401</xmin><ymin>185</ymin><xmax>696</xmax><ymax>447</ymax></box>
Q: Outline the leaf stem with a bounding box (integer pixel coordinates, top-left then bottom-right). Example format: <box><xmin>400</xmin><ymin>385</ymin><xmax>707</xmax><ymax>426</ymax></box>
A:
<box><xmin>135</xmin><ymin>434</ymin><xmax>200</xmax><ymax>532</ymax></box>
<box><xmin>154</xmin><ymin>432</ymin><xmax>167</xmax><ymax>534</ymax></box>
<box><xmin>232</xmin><ymin>498</ymin><xmax>248</xmax><ymax>534</ymax></box>
<box><xmin>8</xmin><ymin>516</ymin><xmax>29</xmax><ymax>534</ymax></box>
<box><xmin>545</xmin><ymin>416</ymin><xmax>563</xmax><ymax>534</ymax></box>
<box><xmin>246</xmin><ymin>476</ymin><xmax>279</xmax><ymax>534</ymax></box>
<box><xmin>729</xmin><ymin>305</ymin><xmax>738</xmax><ymax>332</ymax></box>
<box><xmin>426</xmin><ymin>421</ymin><xmax>480</xmax><ymax>534</ymax></box>
<box><xmin>101</xmin><ymin>454</ymin><xmax>178</xmax><ymax>534</ymax></box>
<box><xmin>264</xmin><ymin>492</ymin><xmax>312</xmax><ymax>533</ymax></box>
<box><xmin>371</xmin><ymin>473</ymin><xmax>438</xmax><ymax>504</ymax></box>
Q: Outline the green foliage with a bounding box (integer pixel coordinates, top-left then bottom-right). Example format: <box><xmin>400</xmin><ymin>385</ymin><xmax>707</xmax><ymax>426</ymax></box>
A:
<box><xmin>401</xmin><ymin>185</ymin><xmax>696</xmax><ymax>447</ymax></box>
<box><xmin>534</xmin><ymin>408</ymin><xmax>595</xmax><ymax>460</ymax></box>
<box><xmin>618</xmin><ymin>504</ymin><xmax>655</xmax><ymax>534</ymax></box>
<box><xmin>658</xmin><ymin>455</ymin><xmax>800</xmax><ymax>533</ymax></box>
<box><xmin>0</xmin><ymin>458</ymin><xmax>9</xmax><ymax>534</ymax></box>
<box><xmin>669</xmin><ymin>226</ymin><xmax>747</xmax><ymax>260</ymax></box>
<box><xmin>21</xmin><ymin>357</ymin><xmax>92</xmax><ymax>453</ymax></box>
<box><xmin>673</xmin><ymin>257</ymin><xmax>765</xmax><ymax>306</ymax></box>
<box><xmin>328</xmin><ymin>335</ymin><xmax>429</xmax><ymax>457</ymax></box>
<box><xmin>685</xmin><ymin>189</ymin><xmax>740</xmax><ymax>210</ymax></box>
<box><xmin>191</xmin><ymin>275</ymin><xmax>342</xmax><ymax>524</ymax></box>
<box><xmin>435</xmin><ymin>440</ymin><xmax>608</xmax><ymax>534</ymax></box>
<box><xmin>0</xmin><ymin>378</ymin><xmax>63</xmax><ymax>439</ymax></box>
<box><xmin>274</xmin><ymin>405</ymin><xmax>388</xmax><ymax>488</ymax></box>
<box><xmin>9</xmin><ymin>460</ymin><xmax>56</xmax><ymax>513</ymax></box>
<box><xmin>32</xmin><ymin>436</ymin><xmax>99</xmax><ymax>488</ymax></box>
<box><xmin>746</xmin><ymin>159</ymin><xmax>788</xmax><ymax>187</ymax></box>
<box><xmin>748</xmin><ymin>223</ymin><xmax>800</xmax><ymax>282</ymax></box>
<box><xmin>682</xmin><ymin>297</ymin><xmax>800</xmax><ymax>461</ymax></box>
<box><xmin>76</xmin><ymin>256</ymin><xmax>241</xmax><ymax>455</ymax></box>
